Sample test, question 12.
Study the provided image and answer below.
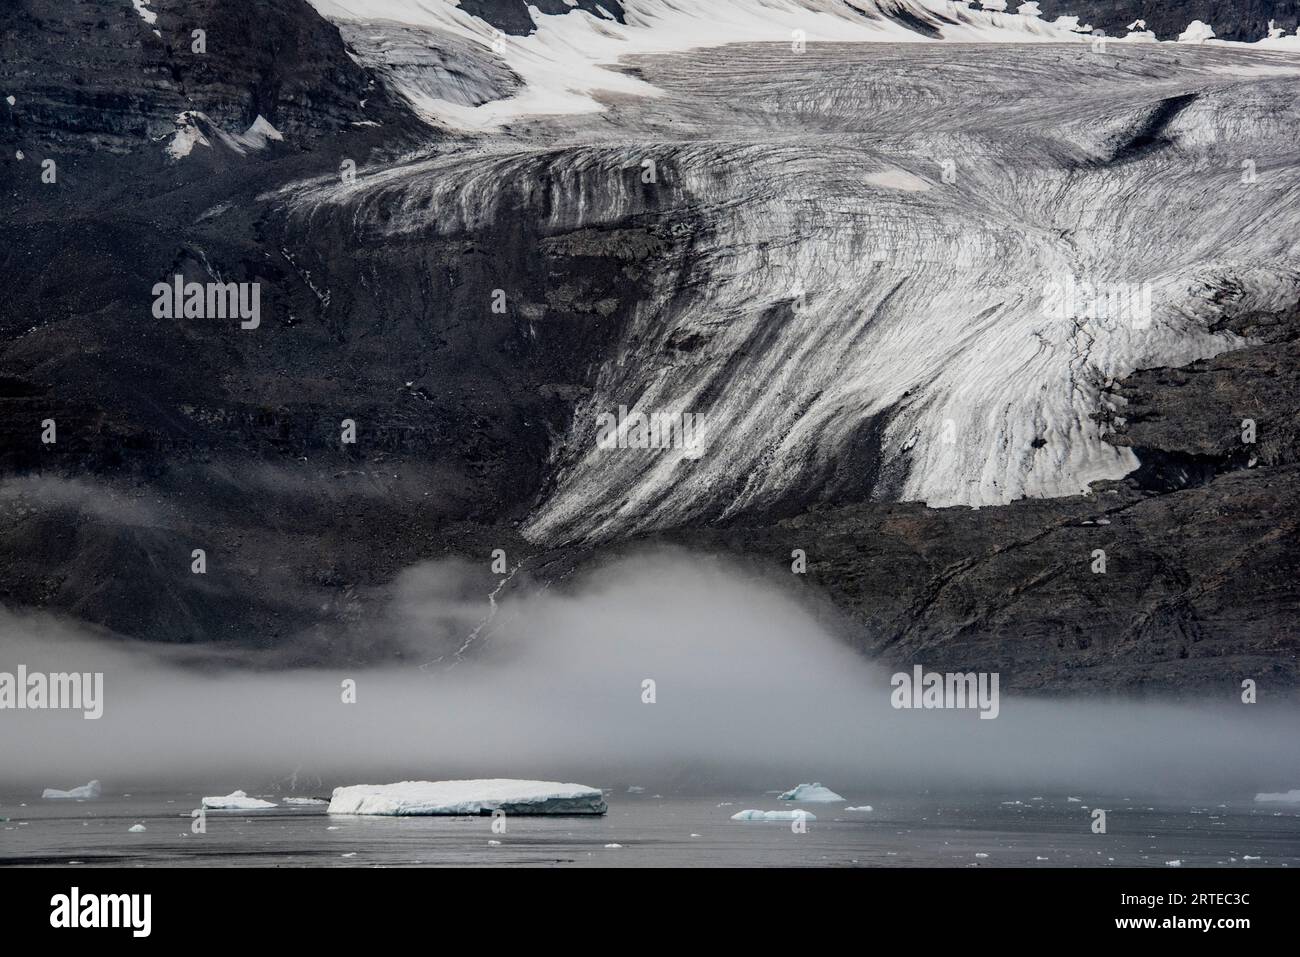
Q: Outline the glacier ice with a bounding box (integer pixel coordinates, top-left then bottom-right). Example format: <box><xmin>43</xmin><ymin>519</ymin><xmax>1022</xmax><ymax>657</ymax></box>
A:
<box><xmin>284</xmin><ymin>10</ymin><xmax>1300</xmax><ymax>544</ymax></box>
<box><xmin>777</xmin><ymin>783</ymin><xmax>845</xmax><ymax>802</ymax></box>
<box><xmin>42</xmin><ymin>780</ymin><xmax>101</xmax><ymax>800</ymax></box>
<box><xmin>327</xmin><ymin>779</ymin><xmax>608</xmax><ymax>815</ymax></box>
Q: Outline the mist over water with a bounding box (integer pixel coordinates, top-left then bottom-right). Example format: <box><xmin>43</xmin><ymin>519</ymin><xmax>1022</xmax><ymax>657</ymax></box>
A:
<box><xmin>2</xmin><ymin>551</ymin><xmax>1297</xmax><ymax>799</ymax></box>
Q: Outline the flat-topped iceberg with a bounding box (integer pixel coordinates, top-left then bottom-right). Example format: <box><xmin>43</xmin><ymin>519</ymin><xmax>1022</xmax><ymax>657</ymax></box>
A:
<box><xmin>327</xmin><ymin>779</ymin><xmax>607</xmax><ymax>816</ymax></box>
<box><xmin>1255</xmin><ymin>790</ymin><xmax>1300</xmax><ymax>803</ymax></box>
<box><xmin>42</xmin><ymin>780</ymin><xmax>101</xmax><ymax>800</ymax></box>
<box><xmin>202</xmin><ymin>790</ymin><xmax>277</xmax><ymax>810</ymax></box>
<box><xmin>731</xmin><ymin>809</ymin><xmax>817</xmax><ymax>822</ymax></box>
<box><xmin>778</xmin><ymin>782</ymin><xmax>844</xmax><ymax>802</ymax></box>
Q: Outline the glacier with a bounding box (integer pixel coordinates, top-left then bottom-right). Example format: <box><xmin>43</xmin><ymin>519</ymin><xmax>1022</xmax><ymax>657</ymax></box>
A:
<box><xmin>278</xmin><ymin>22</ymin><xmax>1300</xmax><ymax>543</ymax></box>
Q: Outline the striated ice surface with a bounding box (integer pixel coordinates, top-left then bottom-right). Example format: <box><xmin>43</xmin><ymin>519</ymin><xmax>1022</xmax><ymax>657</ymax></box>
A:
<box><xmin>281</xmin><ymin>25</ymin><xmax>1300</xmax><ymax>543</ymax></box>
<box><xmin>327</xmin><ymin>779</ymin><xmax>608</xmax><ymax>815</ymax></box>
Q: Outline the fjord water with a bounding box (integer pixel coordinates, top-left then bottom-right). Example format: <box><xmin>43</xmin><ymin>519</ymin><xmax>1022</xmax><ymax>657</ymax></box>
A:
<box><xmin>4</xmin><ymin>790</ymin><xmax>1298</xmax><ymax>868</ymax></box>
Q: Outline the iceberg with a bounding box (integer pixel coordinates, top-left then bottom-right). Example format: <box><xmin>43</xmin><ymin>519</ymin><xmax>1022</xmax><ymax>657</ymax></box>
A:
<box><xmin>730</xmin><ymin>809</ymin><xmax>817</xmax><ymax>822</ymax></box>
<box><xmin>845</xmin><ymin>805</ymin><xmax>874</xmax><ymax>812</ymax></box>
<box><xmin>327</xmin><ymin>779</ymin><xmax>607</xmax><ymax>816</ymax></box>
<box><xmin>201</xmin><ymin>790</ymin><xmax>277</xmax><ymax>810</ymax></box>
<box><xmin>777</xmin><ymin>782</ymin><xmax>844</xmax><ymax>802</ymax></box>
<box><xmin>283</xmin><ymin>796</ymin><xmax>329</xmax><ymax>806</ymax></box>
<box><xmin>1255</xmin><ymin>790</ymin><xmax>1300</xmax><ymax>803</ymax></box>
<box><xmin>42</xmin><ymin>780</ymin><xmax>101</xmax><ymax>800</ymax></box>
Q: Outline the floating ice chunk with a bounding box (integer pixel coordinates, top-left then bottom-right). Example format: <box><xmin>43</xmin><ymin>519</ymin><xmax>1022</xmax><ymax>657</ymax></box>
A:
<box><xmin>327</xmin><ymin>779</ymin><xmax>607</xmax><ymax>816</ymax></box>
<box><xmin>845</xmin><ymin>805</ymin><xmax>874</xmax><ymax>812</ymax></box>
<box><xmin>1178</xmin><ymin>21</ymin><xmax>1216</xmax><ymax>44</ymax></box>
<box><xmin>730</xmin><ymin>809</ymin><xmax>816</xmax><ymax>822</ymax></box>
<box><xmin>975</xmin><ymin>852</ymin><xmax>990</xmax><ymax>858</ymax></box>
<box><xmin>777</xmin><ymin>783</ymin><xmax>844</xmax><ymax>803</ymax></box>
<box><xmin>604</xmin><ymin>843</ymin><xmax>624</xmax><ymax>848</ymax></box>
<box><xmin>283</xmin><ymin>796</ymin><xmax>328</xmax><ymax>805</ymax></box>
<box><xmin>1165</xmin><ymin>860</ymin><xmax>1183</xmax><ymax>867</ymax></box>
<box><xmin>42</xmin><ymin>780</ymin><xmax>101</xmax><ymax>800</ymax></box>
<box><xmin>202</xmin><ymin>790</ymin><xmax>277</xmax><ymax>810</ymax></box>
<box><xmin>5</xmin><ymin>96</ymin><xmax>14</xmax><ymax>106</ymax></box>
<box><xmin>128</xmin><ymin>824</ymin><xmax>146</xmax><ymax>833</ymax></box>
<box><xmin>1255</xmin><ymin>790</ymin><xmax>1300</xmax><ymax>803</ymax></box>
<box><xmin>1067</xmin><ymin>796</ymin><xmax>1082</xmax><ymax>802</ymax></box>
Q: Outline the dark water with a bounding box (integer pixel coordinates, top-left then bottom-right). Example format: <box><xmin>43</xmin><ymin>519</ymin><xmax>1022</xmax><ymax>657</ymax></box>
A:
<box><xmin>3</xmin><ymin>789</ymin><xmax>1298</xmax><ymax>867</ymax></box>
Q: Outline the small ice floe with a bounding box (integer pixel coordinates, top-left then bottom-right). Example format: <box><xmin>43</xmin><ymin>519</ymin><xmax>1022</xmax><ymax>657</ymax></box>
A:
<box><xmin>341</xmin><ymin>852</ymin><xmax>356</xmax><ymax>858</ymax></box>
<box><xmin>327</xmin><ymin>779</ymin><xmax>607</xmax><ymax>816</ymax></box>
<box><xmin>845</xmin><ymin>805</ymin><xmax>874</xmax><ymax>812</ymax></box>
<box><xmin>777</xmin><ymin>783</ymin><xmax>844</xmax><ymax>802</ymax></box>
<box><xmin>1165</xmin><ymin>860</ymin><xmax>1183</xmax><ymax>867</ymax></box>
<box><xmin>283</xmin><ymin>797</ymin><xmax>328</xmax><ymax>806</ymax></box>
<box><xmin>1255</xmin><ymin>790</ymin><xmax>1300</xmax><ymax>803</ymax></box>
<box><xmin>626</xmin><ymin>786</ymin><xmax>645</xmax><ymax>793</ymax></box>
<box><xmin>128</xmin><ymin>824</ymin><xmax>146</xmax><ymax>833</ymax></box>
<box><xmin>730</xmin><ymin>810</ymin><xmax>816</xmax><ymax>822</ymax></box>
<box><xmin>5</xmin><ymin>96</ymin><xmax>14</xmax><ymax>106</ymax></box>
<box><xmin>975</xmin><ymin>852</ymin><xmax>990</xmax><ymax>859</ymax></box>
<box><xmin>604</xmin><ymin>843</ymin><xmax>624</xmax><ymax>848</ymax></box>
<box><xmin>487</xmin><ymin>840</ymin><xmax>501</xmax><ymax>846</ymax></box>
<box><xmin>1036</xmin><ymin>856</ymin><xmax>1049</xmax><ymax>861</ymax></box>
<box><xmin>1067</xmin><ymin>797</ymin><xmax>1082</xmax><ymax>802</ymax></box>
<box><xmin>690</xmin><ymin>833</ymin><xmax>701</xmax><ymax>838</ymax></box>
<box><xmin>202</xmin><ymin>790</ymin><xmax>277</xmax><ymax>810</ymax></box>
<box><xmin>42</xmin><ymin>780</ymin><xmax>101</xmax><ymax>800</ymax></box>
<box><xmin>1243</xmin><ymin>855</ymin><xmax>1262</xmax><ymax>861</ymax></box>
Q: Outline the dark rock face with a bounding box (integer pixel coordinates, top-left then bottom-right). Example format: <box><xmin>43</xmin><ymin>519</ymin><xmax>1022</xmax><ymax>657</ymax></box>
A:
<box><xmin>0</xmin><ymin>0</ymin><xmax>418</xmax><ymax>155</ymax></box>
<box><xmin>1032</xmin><ymin>1</ymin><xmax>1298</xmax><ymax>41</ymax></box>
<box><xmin>2</xmin><ymin>0</ymin><xmax>1298</xmax><ymax>696</ymax></box>
<box><xmin>456</xmin><ymin>0</ymin><xmax>626</xmax><ymax>36</ymax></box>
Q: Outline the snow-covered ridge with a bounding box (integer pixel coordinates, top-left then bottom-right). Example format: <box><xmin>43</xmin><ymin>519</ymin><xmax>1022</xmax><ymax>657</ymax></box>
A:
<box><xmin>308</xmin><ymin>1</ymin><xmax>1300</xmax><ymax>131</ymax></box>
<box><xmin>308</xmin><ymin>0</ymin><xmax>1102</xmax><ymax>130</ymax></box>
